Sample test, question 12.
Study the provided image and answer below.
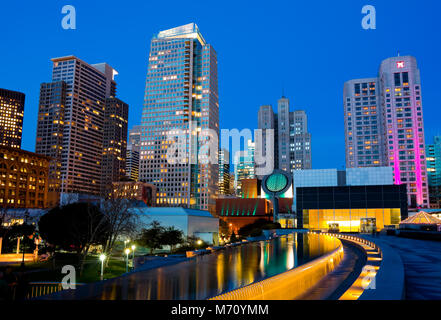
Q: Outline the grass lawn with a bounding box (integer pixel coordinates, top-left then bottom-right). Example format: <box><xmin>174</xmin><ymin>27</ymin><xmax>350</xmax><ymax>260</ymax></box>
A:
<box><xmin>4</xmin><ymin>252</ymin><xmax>129</xmax><ymax>284</ymax></box>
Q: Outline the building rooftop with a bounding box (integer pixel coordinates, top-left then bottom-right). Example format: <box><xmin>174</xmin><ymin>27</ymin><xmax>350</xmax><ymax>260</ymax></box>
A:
<box><xmin>132</xmin><ymin>206</ymin><xmax>215</xmax><ymax>218</ymax></box>
<box><xmin>156</xmin><ymin>23</ymin><xmax>206</xmax><ymax>45</ymax></box>
<box><xmin>400</xmin><ymin>211</ymin><xmax>441</xmax><ymax>225</ymax></box>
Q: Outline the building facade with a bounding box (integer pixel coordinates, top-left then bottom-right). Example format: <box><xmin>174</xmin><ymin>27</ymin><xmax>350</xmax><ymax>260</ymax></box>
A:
<box><xmin>101</xmin><ymin>97</ymin><xmax>129</xmax><ymax>195</ymax></box>
<box><xmin>344</xmin><ymin>56</ymin><xmax>428</xmax><ymax>208</ymax></box>
<box><xmin>36</xmin><ymin>56</ymin><xmax>128</xmax><ymax>198</ymax></box>
<box><xmin>426</xmin><ymin>136</ymin><xmax>441</xmax><ymax>208</ymax></box>
<box><xmin>112</xmin><ymin>181</ymin><xmax>157</xmax><ymax>206</ymax></box>
<box><xmin>0</xmin><ymin>88</ymin><xmax>25</xmax><ymax>149</ymax></box>
<box><xmin>139</xmin><ymin>23</ymin><xmax>219</xmax><ymax>210</ymax></box>
<box><xmin>297</xmin><ymin>184</ymin><xmax>407</xmax><ymax>232</ymax></box>
<box><xmin>293</xmin><ymin>167</ymin><xmax>395</xmax><ymax>212</ymax></box>
<box><xmin>0</xmin><ymin>146</ymin><xmax>54</xmax><ymax>208</ymax></box>
<box><xmin>257</xmin><ymin>96</ymin><xmax>311</xmax><ymax>175</ymax></box>
<box><xmin>343</xmin><ymin>78</ymin><xmax>385</xmax><ymax>168</ymax></box>
<box><xmin>126</xmin><ymin>125</ymin><xmax>141</xmax><ymax>181</ymax></box>
<box><xmin>218</xmin><ymin>148</ymin><xmax>230</xmax><ymax>195</ymax></box>
<box><xmin>234</xmin><ymin>139</ymin><xmax>255</xmax><ymax>197</ymax></box>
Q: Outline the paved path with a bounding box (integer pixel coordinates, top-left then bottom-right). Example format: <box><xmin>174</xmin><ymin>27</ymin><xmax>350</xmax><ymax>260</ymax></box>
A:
<box><xmin>363</xmin><ymin>235</ymin><xmax>441</xmax><ymax>300</ymax></box>
<box><xmin>299</xmin><ymin>241</ymin><xmax>366</xmax><ymax>300</ymax></box>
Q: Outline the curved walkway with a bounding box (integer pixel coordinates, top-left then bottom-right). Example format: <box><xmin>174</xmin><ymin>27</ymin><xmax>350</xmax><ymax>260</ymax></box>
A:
<box><xmin>299</xmin><ymin>240</ymin><xmax>367</xmax><ymax>300</ymax></box>
<box><xmin>361</xmin><ymin>234</ymin><xmax>441</xmax><ymax>300</ymax></box>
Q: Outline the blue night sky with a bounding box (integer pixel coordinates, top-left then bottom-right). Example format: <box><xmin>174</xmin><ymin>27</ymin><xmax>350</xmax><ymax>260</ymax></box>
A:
<box><xmin>1</xmin><ymin>0</ymin><xmax>441</xmax><ymax>169</ymax></box>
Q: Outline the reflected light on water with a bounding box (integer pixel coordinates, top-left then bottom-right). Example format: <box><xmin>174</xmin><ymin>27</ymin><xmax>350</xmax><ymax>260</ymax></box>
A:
<box><xmin>59</xmin><ymin>232</ymin><xmax>338</xmax><ymax>300</ymax></box>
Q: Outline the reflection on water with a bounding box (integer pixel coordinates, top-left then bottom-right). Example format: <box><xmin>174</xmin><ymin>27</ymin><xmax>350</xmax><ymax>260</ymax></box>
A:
<box><xmin>72</xmin><ymin>232</ymin><xmax>338</xmax><ymax>300</ymax></box>
<box><xmin>99</xmin><ymin>233</ymin><xmax>337</xmax><ymax>300</ymax></box>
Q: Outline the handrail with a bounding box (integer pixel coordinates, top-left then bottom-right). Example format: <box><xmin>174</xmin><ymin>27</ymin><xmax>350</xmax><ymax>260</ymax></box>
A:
<box><xmin>9</xmin><ymin>281</ymin><xmax>85</xmax><ymax>300</ymax></box>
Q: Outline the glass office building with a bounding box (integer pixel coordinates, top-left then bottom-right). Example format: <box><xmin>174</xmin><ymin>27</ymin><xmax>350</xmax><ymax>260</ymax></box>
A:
<box><xmin>426</xmin><ymin>136</ymin><xmax>441</xmax><ymax>208</ymax></box>
<box><xmin>140</xmin><ymin>23</ymin><xmax>219</xmax><ymax>211</ymax></box>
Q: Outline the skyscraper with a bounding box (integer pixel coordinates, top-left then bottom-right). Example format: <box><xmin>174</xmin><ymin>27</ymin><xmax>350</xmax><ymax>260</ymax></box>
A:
<box><xmin>101</xmin><ymin>97</ymin><xmax>129</xmax><ymax>195</ymax></box>
<box><xmin>344</xmin><ymin>55</ymin><xmax>428</xmax><ymax>208</ymax></box>
<box><xmin>36</xmin><ymin>56</ymin><xmax>127</xmax><ymax>198</ymax></box>
<box><xmin>344</xmin><ymin>78</ymin><xmax>385</xmax><ymax>168</ymax></box>
<box><xmin>257</xmin><ymin>104</ymin><xmax>277</xmax><ymax>175</ymax></box>
<box><xmin>0</xmin><ymin>88</ymin><xmax>25</xmax><ymax>148</ymax></box>
<box><xmin>126</xmin><ymin>125</ymin><xmax>142</xmax><ymax>181</ymax></box>
<box><xmin>426</xmin><ymin>136</ymin><xmax>441</xmax><ymax>208</ymax></box>
<box><xmin>139</xmin><ymin>23</ymin><xmax>219</xmax><ymax>210</ymax></box>
<box><xmin>234</xmin><ymin>140</ymin><xmax>255</xmax><ymax>196</ymax></box>
<box><xmin>257</xmin><ymin>96</ymin><xmax>311</xmax><ymax>175</ymax></box>
<box><xmin>218</xmin><ymin>148</ymin><xmax>230</xmax><ymax>195</ymax></box>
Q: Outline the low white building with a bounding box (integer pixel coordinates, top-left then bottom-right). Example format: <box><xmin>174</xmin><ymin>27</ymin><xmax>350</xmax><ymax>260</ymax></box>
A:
<box><xmin>133</xmin><ymin>207</ymin><xmax>219</xmax><ymax>245</ymax></box>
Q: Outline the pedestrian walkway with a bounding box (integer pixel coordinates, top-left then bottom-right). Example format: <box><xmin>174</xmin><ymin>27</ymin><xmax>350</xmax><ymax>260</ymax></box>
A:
<box><xmin>299</xmin><ymin>240</ymin><xmax>366</xmax><ymax>300</ymax></box>
<box><xmin>362</xmin><ymin>235</ymin><xmax>441</xmax><ymax>300</ymax></box>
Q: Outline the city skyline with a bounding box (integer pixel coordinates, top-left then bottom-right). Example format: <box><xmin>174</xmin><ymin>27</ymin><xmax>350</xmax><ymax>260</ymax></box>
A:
<box><xmin>1</xmin><ymin>1</ymin><xmax>441</xmax><ymax>170</ymax></box>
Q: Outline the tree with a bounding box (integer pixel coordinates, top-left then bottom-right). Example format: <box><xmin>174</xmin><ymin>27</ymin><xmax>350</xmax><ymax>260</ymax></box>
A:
<box><xmin>160</xmin><ymin>226</ymin><xmax>184</xmax><ymax>252</ymax></box>
<box><xmin>0</xmin><ymin>209</ymin><xmax>35</xmax><ymax>254</ymax></box>
<box><xmin>138</xmin><ymin>221</ymin><xmax>164</xmax><ymax>254</ymax></box>
<box><xmin>100</xmin><ymin>198</ymin><xmax>141</xmax><ymax>262</ymax></box>
<box><xmin>238</xmin><ymin>219</ymin><xmax>281</xmax><ymax>238</ymax></box>
<box><xmin>38</xmin><ymin>202</ymin><xmax>110</xmax><ymax>273</ymax></box>
<box><xmin>230</xmin><ymin>232</ymin><xmax>238</xmax><ymax>243</ymax></box>
<box><xmin>219</xmin><ymin>219</ymin><xmax>231</xmax><ymax>239</ymax></box>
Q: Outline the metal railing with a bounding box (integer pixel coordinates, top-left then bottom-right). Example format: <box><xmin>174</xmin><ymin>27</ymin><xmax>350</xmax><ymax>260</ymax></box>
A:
<box><xmin>9</xmin><ymin>282</ymin><xmax>84</xmax><ymax>300</ymax></box>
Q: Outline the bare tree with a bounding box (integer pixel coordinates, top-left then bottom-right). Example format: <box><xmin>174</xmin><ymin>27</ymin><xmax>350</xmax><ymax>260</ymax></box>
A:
<box><xmin>100</xmin><ymin>187</ymin><xmax>144</xmax><ymax>263</ymax></box>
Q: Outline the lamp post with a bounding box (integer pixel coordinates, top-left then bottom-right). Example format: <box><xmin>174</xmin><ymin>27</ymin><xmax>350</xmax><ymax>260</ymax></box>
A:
<box><xmin>21</xmin><ymin>210</ymin><xmax>29</xmax><ymax>269</ymax></box>
<box><xmin>124</xmin><ymin>248</ymin><xmax>131</xmax><ymax>273</ymax></box>
<box><xmin>131</xmin><ymin>245</ymin><xmax>136</xmax><ymax>270</ymax></box>
<box><xmin>99</xmin><ymin>254</ymin><xmax>106</xmax><ymax>280</ymax></box>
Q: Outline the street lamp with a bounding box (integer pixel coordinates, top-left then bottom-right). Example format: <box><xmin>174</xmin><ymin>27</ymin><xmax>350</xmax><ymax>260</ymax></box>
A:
<box><xmin>196</xmin><ymin>239</ymin><xmax>203</xmax><ymax>247</ymax></box>
<box><xmin>124</xmin><ymin>248</ymin><xmax>131</xmax><ymax>273</ymax></box>
<box><xmin>21</xmin><ymin>210</ymin><xmax>30</xmax><ymax>269</ymax></box>
<box><xmin>99</xmin><ymin>254</ymin><xmax>106</xmax><ymax>280</ymax></box>
<box><xmin>131</xmin><ymin>245</ymin><xmax>136</xmax><ymax>269</ymax></box>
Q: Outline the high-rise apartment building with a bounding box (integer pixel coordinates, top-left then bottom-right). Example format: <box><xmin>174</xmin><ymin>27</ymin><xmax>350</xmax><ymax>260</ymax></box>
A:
<box><xmin>139</xmin><ymin>23</ymin><xmax>219</xmax><ymax>210</ymax></box>
<box><xmin>0</xmin><ymin>88</ymin><xmax>25</xmax><ymax>148</ymax></box>
<box><xmin>344</xmin><ymin>78</ymin><xmax>384</xmax><ymax>168</ymax></box>
<box><xmin>344</xmin><ymin>56</ymin><xmax>428</xmax><ymax>208</ymax></box>
<box><xmin>257</xmin><ymin>96</ymin><xmax>311</xmax><ymax>175</ymax></box>
<box><xmin>36</xmin><ymin>56</ymin><xmax>128</xmax><ymax>198</ymax></box>
<box><xmin>126</xmin><ymin>125</ymin><xmax>141</xmax><ymax>181</ymax></box>
<box><xmin>426</xmin><ymin>136</ymin><xmax>441</xmax><ymax>208</ymax></box>
<box><xmin>101</xmin><ymin>97</ymin><xmax>129</xmax><ymax>195</ymax></box>
<box><xmin>218</xmin><ymin>148</ymin><xmax>230</xmax><ymax>195</ymax></box>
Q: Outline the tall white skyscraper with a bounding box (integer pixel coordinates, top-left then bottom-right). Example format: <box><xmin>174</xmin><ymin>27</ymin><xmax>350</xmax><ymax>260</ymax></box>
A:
<box><xmin>344</xmin><ymin>55</ymin><xmax>428</xmax><ymax>208</ymax></box>
<box><xmin>139</xmin><ymin>23</ymin><xmax>219</xmax><ymax>211</ymax></box>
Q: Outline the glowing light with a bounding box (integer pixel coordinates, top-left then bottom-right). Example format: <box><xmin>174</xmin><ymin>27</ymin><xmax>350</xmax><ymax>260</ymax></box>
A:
<box><xmin>396</xmin><ymin>61</ymin><xmax>405</xmax><ymax>68</ymax></box>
